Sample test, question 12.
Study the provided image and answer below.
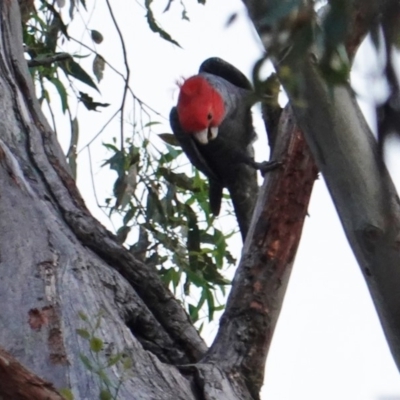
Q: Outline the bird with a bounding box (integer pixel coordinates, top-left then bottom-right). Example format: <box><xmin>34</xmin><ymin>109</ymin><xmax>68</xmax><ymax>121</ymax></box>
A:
<box><xmin>170</xmin><ymin>57</ymin><xmax>278</xmax><ymax>241</ymax></box>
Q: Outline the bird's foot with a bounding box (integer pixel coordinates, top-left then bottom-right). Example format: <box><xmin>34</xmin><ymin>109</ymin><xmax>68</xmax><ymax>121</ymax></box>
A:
<box><xmin>254</xmin><ymin>160</ymin><xmax>282</xmax><ymax>176</ymax></box>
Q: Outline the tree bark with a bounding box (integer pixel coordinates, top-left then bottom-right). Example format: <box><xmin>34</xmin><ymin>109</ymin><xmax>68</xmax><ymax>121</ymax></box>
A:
<box><xmin>0</xmin><ymin>2</ymin><xmax>316</xmax><ymax>399</ymax></box>
<box><xmin>243</xmin><ymin>0</ymin><xmax>400</xmax><ymax>371</ymax></box>
<box><xmin>204</xmin><ymin>106</ymin><xmax>318</xmax><ymax>397</ymax></box>
<box><xmin>0</xmin><ymin>2</ymin><xmax>203</xmax><ymax>398</ymax></box>
<box><xmin>0</xmin><ymin>347</ymin><xmax>65</xmax><ymax>400</ymax></box>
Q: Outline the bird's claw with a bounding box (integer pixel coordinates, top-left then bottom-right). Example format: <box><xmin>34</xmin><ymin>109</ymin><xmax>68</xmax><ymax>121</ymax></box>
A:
<box><xmin>255</xmin><ymin>160</ymin><xmax>282</xmax><ymax>176</ymax></box>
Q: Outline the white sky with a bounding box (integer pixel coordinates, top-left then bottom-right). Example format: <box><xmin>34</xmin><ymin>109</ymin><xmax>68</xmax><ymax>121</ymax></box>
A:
<box><xmin>48</xmin><ymin>0</ymin><xmax>400</xmax><ymax>398</ymax></box>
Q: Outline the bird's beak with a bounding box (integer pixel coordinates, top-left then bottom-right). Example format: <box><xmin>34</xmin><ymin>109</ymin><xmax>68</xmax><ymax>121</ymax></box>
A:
<box><xmin>193</xmin><ymin>129</ymin><xmax>209</xmax><ymax>144</ymax></box>
<box><xmin>193</xmin><ymin>127</ymin><xmax>218</xmax><ymax>145</ymax></box>
<box><xmin>209</xmin><ymin>126</ymin><xmax>218</xmax><ymax>140</ymax></box>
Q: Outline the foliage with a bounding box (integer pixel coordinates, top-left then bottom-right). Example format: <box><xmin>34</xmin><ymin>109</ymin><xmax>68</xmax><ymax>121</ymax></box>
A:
<box><xmin>21</xmin><ymin>0</ymin><xmax>392</xmax><ymax>333</ymax></box>
<box><xmin>251</xmin><ymin>0</ymin><xmax>400</xmax><ymax>153</ymax></box>
<box><xmin>21</xmin><ymin>0</ymin><xmax>232</xmax><ymax>326</ymax></box>
<box><xmin>102</xmin><ymin>132</ymin><xmax>232</xmax><ymax>326</ymax></box>
<box><xmin>60</xmin><ymin>311</ymin><xmax>132</xmax><ymax>400</ymax></box>
<box><xmin>251</xmin><ymin>0</ymin><xmax>351</xmax><ymax>93</ymax></box>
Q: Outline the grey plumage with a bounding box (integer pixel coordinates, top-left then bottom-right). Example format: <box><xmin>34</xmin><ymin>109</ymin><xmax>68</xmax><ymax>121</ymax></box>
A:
<box><xmin>169</xmin><ymin>58</ymin><xmax>260</xmax><ymax>242</ymax></box>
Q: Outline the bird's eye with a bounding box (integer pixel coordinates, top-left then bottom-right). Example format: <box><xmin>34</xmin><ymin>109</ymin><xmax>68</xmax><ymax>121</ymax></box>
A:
<box><xmin>207</xmin><ymin>113</ymin><xmax>212</xmax><ymax>120</ymax></box>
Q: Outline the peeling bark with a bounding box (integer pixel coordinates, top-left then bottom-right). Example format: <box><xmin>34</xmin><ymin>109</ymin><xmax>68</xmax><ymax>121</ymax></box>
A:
<box><xmin>0</xmin><ymin>347</ymin><xmax>64</xmax><ymax>400</ymax></box>
<box><xmin>204</xmin><ymin>107</ymin><xmax>317</xmax><ymax>396</ymax></box>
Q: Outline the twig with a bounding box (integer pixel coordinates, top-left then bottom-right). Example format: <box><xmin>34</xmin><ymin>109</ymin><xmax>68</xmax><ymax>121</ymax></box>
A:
<box><xmin>104</xmin><ymin>0</ymin><xmax>130</xmax><ymax>151</ymax></box>
<box><xmin>27</xmin><ymin>52</ymin><xmax>71</xmax><ymax>67</ymax></box>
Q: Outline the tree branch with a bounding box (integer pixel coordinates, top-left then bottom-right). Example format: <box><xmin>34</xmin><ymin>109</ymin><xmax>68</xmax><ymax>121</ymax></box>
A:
<box><xmin>27</xmin><ymin>52</ymin><xmax>71</xmax><ymax>67</ymax></box>
<box><xmin>346</xmin><ymin>0</ymin><xmax>393</xmax><ymax>60</ymax></box>
<box><xmin>242</xmin><ymin>0</ymin><xmax>400</xmax><ymax>371</ymax></box>
<box><xmin>205</xmin><ymin>106</ymin><xmax>318</xmax><ymax>397</ymax></box>
<box><xmin>0</xmin><ymin>347</ymin><xmax>64</xmax><ymax>400</ymax></box>
<box><xmin>4</xmin><ymin>0</ymin><xmax>207</xmax><ymax>364</ymax></box>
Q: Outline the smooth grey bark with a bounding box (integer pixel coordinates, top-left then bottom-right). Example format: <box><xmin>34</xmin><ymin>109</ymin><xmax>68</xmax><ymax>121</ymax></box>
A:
<box><xmin>0</xmin><ymin>2</ymin><xmax>203</xmax><ymax>399</ymax></box>
<box><xmin>243</xmin><ymin>0</ymin><xmax>400</xmax><ymax>370</ymax></box>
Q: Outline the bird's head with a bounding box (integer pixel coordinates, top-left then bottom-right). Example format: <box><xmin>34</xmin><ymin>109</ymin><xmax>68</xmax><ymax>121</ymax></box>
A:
<box><xmin>177</xmin><ymin>76</ymin><xmax>225</xmax><ymax>144</ymax></box>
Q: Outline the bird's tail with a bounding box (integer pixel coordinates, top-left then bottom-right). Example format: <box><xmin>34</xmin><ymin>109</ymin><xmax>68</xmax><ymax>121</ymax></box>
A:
<box><xmin>228</xmin><ymin>167</ymin><xmax>259</xmax><ymax>242</ymax></box>
<box><xmin>209</xmin><ymin>179</ymin><xmax>223</xmax><ymax>216</ymax></box>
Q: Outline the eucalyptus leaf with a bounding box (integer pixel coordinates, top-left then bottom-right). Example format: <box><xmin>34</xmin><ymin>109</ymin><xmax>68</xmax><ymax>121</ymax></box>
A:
<box><xmin>61</xmin><ymin>58</ymin><xmax>99</xmax><ymax>92</ymax></box>
<box><xmin>144</xmin><ymin>0</ymin><xmax>181</xmax><ymax>47</ymax></box>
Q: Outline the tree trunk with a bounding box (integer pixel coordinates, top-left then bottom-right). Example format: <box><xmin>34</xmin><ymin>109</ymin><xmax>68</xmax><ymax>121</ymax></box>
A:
<box><xmin>242</xmin><ymin>0</ymin><xmax>400</xmax><ymax>370</ymax></box>
<box><xmin>0</xmin><ymin>2</ymin><xmax>316</xmax><ymax>399</ymax></box>
<box><xmin>0</xmin><ymin>2</ymin><xmax>204</xmax><ymax>398</ymax></box>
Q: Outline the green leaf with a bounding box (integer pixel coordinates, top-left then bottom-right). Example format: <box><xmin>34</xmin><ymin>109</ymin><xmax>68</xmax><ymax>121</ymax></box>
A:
<box><xmin>42</xmin><ymin>89</ymin><xmax>50</xmax><ymax>104</ymax></box>
<box><xmin>162</xmin><ymin>267</ymin><xmax>181</xmax><ymax>292</ymax></box>
<box><xmin>113</xmin><ymin>176</ymin><xmax>129</xmax><ymax>209</ymax></box>
<box><xmin>93</xmin><ymin>54</ymin><xmax>105</xmax><ymax>83</ymax></box>
<box><xmin>158</xmin><ymin>145</ymin><xmax>182</xmax><ymax>164</ymax></box>
<box><xmin>78</xmin><ymin>311</ymin><xmax>88</xmax><ymax>321</ymax></box>
<box><xmin>197</xmin><ymin>322</ymin><xmax>204</xmax><ymax>334</ymax></box>
<box><xmin>69</xmin><ymin>0</ymin><xmax>76</xmax><ymax>18</ymax></box>
<box><xmin>213</xmin><ymin>229</ymin><xmax>225</xmax><ymax>268</ymax></box>
<box><xmin>116</xmin><ymin>225</ymin><xmax>131</xmax><ymax>244</ymax></box>
<box><xmin>44</xmin><ymin>3</ymin><xmax>69</xmax><ymax>40</ymax></box>
<box><xmin>29</xmin><ymin>14</ymin><xmax>48</xmax><ymax>31</ymax></box>
<box><xmin>79</xmin><ymin>354</ymin><xmax>93</xmax><ymax>371</ymax></box>
<box><xmin>71</xmin><ymin>53</ymin><xmax>91</xmax><ymax>59</ymax></box>
<box><xmin>144</xmin><ymin>0</ymin><xmax>181</xmax><ymax>47</ymax></box>
<box><xmin>122</xmin><ymin>356</ymin><xmax>133</xmax><ymax>370</ymax></box>
<box><xmin>158</xmin><ymin>168</ymin><xmax>195</xmax><ymax>192</ymax></box>
<box><xmin>188</xmin><ymin>303</ymin><xmax>199</xmax><ymax>322</ymax></box>
<box><xmin>102</xmin><ymin>148</ymin><xmax>125</xmax><ymax>177</ymax></box>
<box><xmin>99</xmin><ymin>389</ymin><xmax>112</xmax><ymax>400</ymax></box>
<box><xmin>158</xmin><ymin>133</ymin><xmax>180</xmax><ymax>147</ymax></box>
<box><xmin>144</xmin><ymin>121</ymin><xmax>161</xmax><ymax>128</ymax></box>
<box><xmin>94</xmin><ymin>312</ymin><xmax>103</xmax><ymax>330</ymax></box>
<box><xmin>116</xmin><ymin>164</ymin><xmax>138</xmax><ymax>209</ymax></box>
<box><xmin>48</xmin><ymin>77</ymin><xmax>69</xmax><ymax>113</ymax></box>
<box><xmin>107</xmin><ymin>353</ymin><xmax>123</xmax><ymax>367</ymax></box>
<box><xmin>76</xmin><ymin>328</ymin><xmax>90</xmax><ymax>340</ymax></box>
<box><xmin>97</xmin><ymin>369</ymin><xmax>111</xmax><ymax>386</ymax></box>
<box><xmin>90</xmin><ymin>337</ymin><xmax>104</xmax><ymax>353</ymax></box>
<box><xmin>188</xmin><ymin>288</ymin><xmax>207</xmax><ymax>322</ymax></box>
<box><xmin>185</xmin><ymin>269</ymin><xmax>207</xmax><ymax>288</ymax></box>
<box><xmin>61</xmin><ymin>58</ymin><xmax>99</xmax><ymax>92</ymax></box>
<box><xmin>123</xmin><ymin>206</ymin><xmax>136</xmax><ymax>225</ymax></box>
<box><xmin>79</xmin><ymin>91</ymin><xmax>110</xmax><ymax>111</ymax></box>
<box><xmin>91</xmin><ymin>30</ymin><xmax>104</xmax><ymax>44</ymax></box>
<box><xmin>205</xmin><ymin>287</ymin><xmax>215</xmax><ymax>321</ymax></box>
<box><xmin>102</xmin><ymin>143</ymin><xmax>119</xmax><ymax>152</ymax></box>
<box><xmin>60</xmin><ymin>388</ymin><xmax>74</xmax><ymax>400</ymax></box>
<box><xmin>146</xmin><ymin>187</ymin><xmax>166</xmax><ymax>224</ymax></box>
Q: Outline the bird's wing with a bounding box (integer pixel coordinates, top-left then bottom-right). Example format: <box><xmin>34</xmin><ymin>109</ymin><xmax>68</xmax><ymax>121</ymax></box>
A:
<box><xmin>199</xmin><ymin>57</ymin><xmax>252</xmax><ymax>90</ymax></box>
<box><xmin>208</xmin><ymin>180</ymin><xmax>223</xmax><ymax>216</ymax></box>
<box><xmin>170</xmin><ymin>107</ymin><xmax>223</xmax><ymax>216</ymax></box>
<box><xmin>169</xmin><ymin>107</ymin><xmax>219</xmax><ymax>182</ymax></box>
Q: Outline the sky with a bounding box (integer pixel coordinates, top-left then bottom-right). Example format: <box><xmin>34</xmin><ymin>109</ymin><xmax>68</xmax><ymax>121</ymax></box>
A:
<box><xmin>47</xmin><ymin>0</ymin><xmax>400</xmax><ymax>398</ymax></box>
